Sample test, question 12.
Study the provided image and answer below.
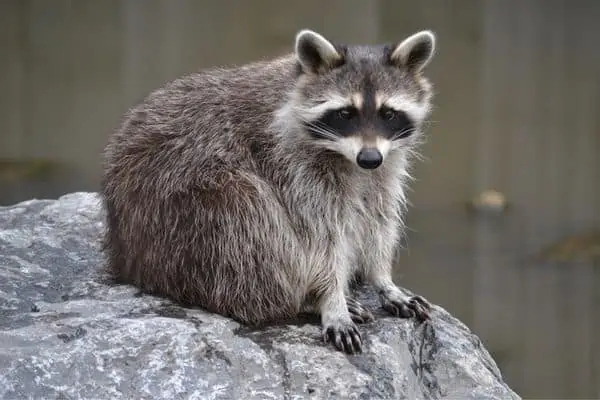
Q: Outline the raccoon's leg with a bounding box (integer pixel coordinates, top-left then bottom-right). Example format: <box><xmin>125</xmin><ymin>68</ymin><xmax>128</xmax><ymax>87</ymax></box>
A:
<box><xmin>378</xmin><ymin>287</ymin><xmax>431</xmax><ymax>322</ymax></box>
<box><xmin>319</xmin><ymin>288</ymin><xmax>362</xmax><ymax>354</ymax></box>
<box><xmin>315</xmin><ymin>251</ymin><xmax>363</xmax><ymax>354</ymax></box>
<box><xmin>362</xmin><ymin>222</ymin><xmax>431</xmax><ymax>322</ymax></box>
<box><xmin>346</xmin><ymin>296</ymin><xmax>374</xmax><ymax>324</ymax></box>
<box><xmin>300</xmin><ymin>295</ymin><xmax>374</xmax><ymax>324</ymax></box>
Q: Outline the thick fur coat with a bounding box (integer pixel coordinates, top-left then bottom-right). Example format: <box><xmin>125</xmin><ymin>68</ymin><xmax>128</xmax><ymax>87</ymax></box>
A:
<box><xmin>101</xmin><ymin>29</ymin><xmax>437</xmax><ymax>353</ymax></box>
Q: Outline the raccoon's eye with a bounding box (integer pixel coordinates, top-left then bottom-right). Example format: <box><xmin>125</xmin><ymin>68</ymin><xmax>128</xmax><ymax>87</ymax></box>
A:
<box><xmin>380</xmin><ymin>108</ymin><xmax>398</xmax><ymax>121</ymax></box>
<box><xmin>336</xmin><ymin>107</ymin><xmax>356</xmax><ymax>120</ymax></box>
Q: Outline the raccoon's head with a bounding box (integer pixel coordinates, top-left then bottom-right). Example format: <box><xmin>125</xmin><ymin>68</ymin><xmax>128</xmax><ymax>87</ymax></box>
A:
<box><xmin>282</xmin><ymin>29</ymin><xmax>436</xmax><ymax>170</ymax></box>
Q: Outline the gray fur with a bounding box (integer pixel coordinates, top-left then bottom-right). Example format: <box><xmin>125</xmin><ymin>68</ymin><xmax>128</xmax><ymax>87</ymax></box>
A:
<box><xmin>100</xmin><ymin>29</ymin><xmax>437</xmax><ymax>354</ymax></box>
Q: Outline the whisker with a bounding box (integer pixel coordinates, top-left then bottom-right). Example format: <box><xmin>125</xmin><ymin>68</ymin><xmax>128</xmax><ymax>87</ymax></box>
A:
<box><xmin>296</xmin><ymin>115</ymin><xmax>340</xmax><ymax>141</ymax></box>
<box><xmin>304</xmin><ymin>123</ymin><xmax>338</xmax><ymax>141</ymax></box>
<box><xmin>391</xmin><ymin>127</ymin><xmax>416</xmax><ymax>140</ymax></box>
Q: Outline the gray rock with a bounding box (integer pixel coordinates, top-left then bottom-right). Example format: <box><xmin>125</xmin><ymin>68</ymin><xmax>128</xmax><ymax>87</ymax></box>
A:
<box><xmin>0</xmin><ymin>192</ymin><xmax>520</xmax><ymax>400</ymax></box>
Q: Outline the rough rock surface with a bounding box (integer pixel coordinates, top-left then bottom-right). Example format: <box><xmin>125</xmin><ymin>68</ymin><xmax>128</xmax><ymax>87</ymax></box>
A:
<box><xmin>0</xmin><ymin>192</ymin><xmax>520</xmax><ymax>400</ymax></box>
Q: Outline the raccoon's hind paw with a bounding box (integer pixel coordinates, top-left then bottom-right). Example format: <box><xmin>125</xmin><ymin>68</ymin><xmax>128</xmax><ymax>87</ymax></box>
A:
<box><xmin>346</xmin><ymin>297</ymin><xmax>374</xmax><ymax>324</ymax></box>
<box><xmin>322</xmin><ymin>319</ymin><xmax>363</xmax><ymax>354</ymax></box>
<box><xmin>381</xmin><ymin>292</ymin><xmax>431</xmax><ymax>322</ymax></box>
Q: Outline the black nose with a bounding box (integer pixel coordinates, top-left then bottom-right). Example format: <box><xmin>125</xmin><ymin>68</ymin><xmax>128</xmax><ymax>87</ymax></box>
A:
<box><xmin>356</xmin><ymin>148</ymin><xmax>383</xmax><ymax>169</ymax></box>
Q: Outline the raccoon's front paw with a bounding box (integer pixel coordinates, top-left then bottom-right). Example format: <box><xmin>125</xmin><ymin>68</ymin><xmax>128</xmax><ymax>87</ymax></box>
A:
<box><xmin>346</xmin><ymin>297</ymin><xmax>374</xmax><ymax>324</ymax></box>
<box><xmin>322</xmin><ymin>318</ymin><xmax>363</xmax><ymax>354</ymax></box>
<box><xmin>380</xmin><ymin>291</ymin><xmax>431</xmax><ymax>322</ymax></box>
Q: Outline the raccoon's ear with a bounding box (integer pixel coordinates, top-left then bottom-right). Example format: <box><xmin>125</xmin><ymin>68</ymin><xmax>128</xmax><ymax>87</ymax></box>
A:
<box><xmin>295</xmin><ymin>30</ymin><xmax>343</xmax><ymax>74</ymax></box>
<box><xmin>389</xmin><ymin>30</ymin><xmax>436</xmax><ymax>73</ymax></box>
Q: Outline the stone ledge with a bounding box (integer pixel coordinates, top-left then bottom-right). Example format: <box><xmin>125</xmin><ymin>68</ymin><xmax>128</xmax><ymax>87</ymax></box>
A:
<box><xmin>0</xmin><ymin>192</ymin><xmax>520</xmax><ymax>399</ymax></box>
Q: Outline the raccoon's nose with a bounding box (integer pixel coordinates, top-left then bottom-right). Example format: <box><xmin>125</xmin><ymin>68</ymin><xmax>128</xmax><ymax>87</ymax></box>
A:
<box><xmin>356</xmin><ymin>148</ymin><xmax>383</xmax><ymax>169</ymax></box>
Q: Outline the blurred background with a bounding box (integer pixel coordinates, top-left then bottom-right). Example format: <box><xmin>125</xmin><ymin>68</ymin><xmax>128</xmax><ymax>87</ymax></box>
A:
<box><xmin>0</xmin><ymin>0</ymin><xmax>598</xmax><ymax>398</ymax></box>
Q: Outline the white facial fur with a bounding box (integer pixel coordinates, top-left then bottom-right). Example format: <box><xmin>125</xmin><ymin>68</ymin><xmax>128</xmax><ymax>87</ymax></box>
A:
<box><xmin>381</xmin><ymin>93</ymin><xmax>430</xmax><ymax>122</ymax></box>
<box><xmin>294</xmin><ymin>93</ymin><xmax>353</xmax><ymax>122</ymax></box>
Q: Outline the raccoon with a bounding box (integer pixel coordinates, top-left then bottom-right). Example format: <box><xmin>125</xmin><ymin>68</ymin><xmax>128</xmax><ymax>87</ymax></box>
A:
<box><xmin>101</xmin><ymin>29</ymin><xmax>436</xmax><ymax>354</ymax></box>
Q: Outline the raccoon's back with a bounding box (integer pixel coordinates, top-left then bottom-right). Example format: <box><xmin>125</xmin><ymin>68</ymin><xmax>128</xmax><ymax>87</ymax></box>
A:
<box><xmin>100</xmin><ymin>55</ymin><xmax>300</xmax><ymax>273</ymax></box>
<box><xmin>99</xmin><ymin>55</ymin><xmax>306</xmax><ymax>320</ymax></box>
<box><xmin>102</xmin><ymin>54</ymin><xmax>298</xmax><ymax>190</ymax></box>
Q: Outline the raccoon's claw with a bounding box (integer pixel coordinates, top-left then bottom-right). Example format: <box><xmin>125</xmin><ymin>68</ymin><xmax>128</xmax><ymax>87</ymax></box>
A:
<box><xmin>323</xmin><ymin>320</ymin><xmax>363</xmax><ymax>354</ymax></box>
<box><xmin>346</xmin><ymin>297</ymin><xmax>374</xmax><ymax>324</ymax></box>
<box><xmin>382</xmin><ymin>294</ymin><xmax>431</xmax><ymax>322</ymax></box>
